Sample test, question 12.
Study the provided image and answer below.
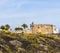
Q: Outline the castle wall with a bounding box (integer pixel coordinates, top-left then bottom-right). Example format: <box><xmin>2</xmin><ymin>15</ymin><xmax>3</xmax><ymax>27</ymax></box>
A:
<box><xmin>30</xmin><ymin>24</ymin><xmax>58</xmax><ymax>34</ymax></box>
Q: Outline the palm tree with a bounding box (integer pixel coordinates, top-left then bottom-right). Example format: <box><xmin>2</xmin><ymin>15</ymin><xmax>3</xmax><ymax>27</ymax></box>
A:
<box><xmin>5</xmin><ymin>24</ymin><xmax>10</xmax><ymax>30</ymax></box>
<box><xmin>22</xmin><ymin>24</ymin><xmax>28</xmax><ymax>29</ymax></box>
<box><xmin>22</xmin><ymin>24</ymin><xmax>28</xmax><ymax>33</ymax></box>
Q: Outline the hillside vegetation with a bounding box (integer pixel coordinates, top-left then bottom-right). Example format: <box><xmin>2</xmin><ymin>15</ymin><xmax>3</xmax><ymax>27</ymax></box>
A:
<box><xmin>0</xmin><ymin>31</ymin><xmax>60</xmax><ymax>53</ymax></box>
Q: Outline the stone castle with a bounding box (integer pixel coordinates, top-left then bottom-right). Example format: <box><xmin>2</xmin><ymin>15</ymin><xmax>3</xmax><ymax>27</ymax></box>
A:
<box><xmin>30</xmin><ymin>24</ymin><xmax>58</xmax><ymax>34</ymax></box>
<box><xmin>12</xmin><ymin>24</ymin><xmax>59</xmax><ymax>34</ymax></box>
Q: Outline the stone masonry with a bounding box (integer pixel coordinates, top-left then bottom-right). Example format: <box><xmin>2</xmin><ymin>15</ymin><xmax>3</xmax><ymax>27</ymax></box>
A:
<box><xmin>30</xmin><ymin>24</ymin><xmax>58</xmax><ymax>34</ymax></box>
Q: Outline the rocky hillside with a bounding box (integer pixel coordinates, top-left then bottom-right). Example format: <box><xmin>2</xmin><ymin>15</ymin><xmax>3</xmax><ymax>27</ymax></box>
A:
<box><xmin>0</xmin><ymin>31</ymin><xmax>60</xmax><ymax>53</ymax></box>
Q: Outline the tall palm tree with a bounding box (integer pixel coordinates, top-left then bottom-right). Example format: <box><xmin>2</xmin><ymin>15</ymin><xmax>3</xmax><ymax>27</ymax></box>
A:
<box><xmin>22</xmin><ymin>24</ymin><xmax>28</xmax><ymax>33</ymax></box>
<box><xmin>22</xmin><ymin>24</ymin><xmax>28</xmax><ymax>29</ymax></box>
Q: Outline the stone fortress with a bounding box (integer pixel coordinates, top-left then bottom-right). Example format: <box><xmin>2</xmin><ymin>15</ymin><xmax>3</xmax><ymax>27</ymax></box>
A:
<box><xmin>29</xmin><ymin>24</ymin><xmax>59</xmax><ymax>34</ymax></box>
<box><xmin>12</xmin><ymin>24</ymin><xmax>59</xmax><ymax>34</ymax></box>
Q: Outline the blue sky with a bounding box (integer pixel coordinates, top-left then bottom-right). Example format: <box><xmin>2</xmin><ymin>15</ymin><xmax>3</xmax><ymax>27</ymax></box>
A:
<box><xmin>0</xmin><ymin>0</ymin><xmax>60</xmax><ymax>29</ymax></box>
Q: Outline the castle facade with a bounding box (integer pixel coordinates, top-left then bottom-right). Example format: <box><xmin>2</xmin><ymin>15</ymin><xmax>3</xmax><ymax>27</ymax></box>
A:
<box><xmin>30</xmin><ymin>24</ymin><xmax>58</xmax><ymax>34</ymax></box>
